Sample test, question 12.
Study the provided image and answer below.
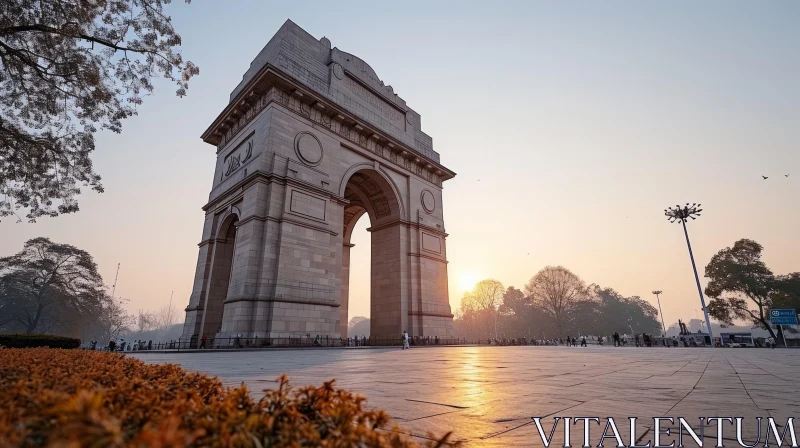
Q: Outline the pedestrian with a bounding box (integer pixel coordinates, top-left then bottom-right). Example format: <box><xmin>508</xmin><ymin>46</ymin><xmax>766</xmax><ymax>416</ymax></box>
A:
<box><xmin>147</xmin><ymin>340</ymin><xmax>152</xmax><ymax>350</ymax></box>
<box><xmin>402</xmin><ymin>330</ymin><xmax>410</xmax><ymax>350</ymax></box>
<box><xmin>613</xmin><ymin>332</ymin><xmax>620</xmax><ymax>347</ymax></box>
<box><xmin>200</xmin><ymin>334</ymin><xmax>207</xmax><ymax>349</ymax></box>
<box><xmin>581</xmin><ymin>337</ymin><xmax>587</xmax><ymax>347</ymax></box>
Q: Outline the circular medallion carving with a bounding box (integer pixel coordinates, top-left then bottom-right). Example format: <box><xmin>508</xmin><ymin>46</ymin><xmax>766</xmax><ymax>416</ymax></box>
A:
<box><xmin>333</xmin><ymin>63</ymin><xmax>344</xmax><ymax>80</ymax></box>
<box><xmin>421</xmin><ymin>189</ymin><xmax>435</xmax><ymax>213</ymax></box>
<box><xmin>294</xmin><ymin>132</ymin><xmax>323</xmax><ymax>166</ymax></box>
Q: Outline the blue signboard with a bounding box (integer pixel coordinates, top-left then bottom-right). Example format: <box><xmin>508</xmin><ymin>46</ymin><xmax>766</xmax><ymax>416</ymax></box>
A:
<box><xmin>770</xmin><ymin>309</ymin><xmax>798</xmax><ymax>326</ymax></box>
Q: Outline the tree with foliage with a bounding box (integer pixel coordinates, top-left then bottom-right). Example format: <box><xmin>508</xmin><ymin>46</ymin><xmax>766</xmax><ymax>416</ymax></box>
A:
<box><xmin>498</xmin><ymin>286</ymin><xmax>537</xmax><ymax>337</ymax></box>
<box><xmin>584</xmin><ymin>285</ymin><xmax>661</xmax><ymax>336</ymax></box>
<box><xmin>1</xmin><ymin>0</ymin><xmax>199</xmax><ymax>221</ymax></box>
<box><xmin>0</xmin><ymin>237</ymin><xmax>107</xmax><ymax>334</ymax></box>
<box><xmin>704</xmin><ymin>239</ymin><xmax>792</xmax><ymax>341</ymax></box>
<box><xmin>771</xmin><ymin>273</ymin><xmax>800</xmax><ymax>314</ymax></box>
<box><xmin>500</xmin><ymin>286</ymin><xmax>526</xmax><ymax>314</ymax></box>
<box><xmin>525</xmin><ymin>266</ymin><xmax>587</xmax><ymax>337</ymax></box>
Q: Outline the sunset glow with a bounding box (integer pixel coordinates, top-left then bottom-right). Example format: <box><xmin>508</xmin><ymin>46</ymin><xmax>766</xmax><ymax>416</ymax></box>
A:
<box><xmin>459</xmin><ymin>272</ymin><xmax>480</xmax><ymax>292</ymax></box>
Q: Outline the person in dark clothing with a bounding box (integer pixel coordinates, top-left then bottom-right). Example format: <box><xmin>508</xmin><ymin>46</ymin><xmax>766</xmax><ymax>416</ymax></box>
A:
<box><xmin>200</xmin><ymin>334</ymin><xmax>207</xmax><ymax>349</ymax></box>
<box><xmin>108</xmin><ymin>340</ymin><xmax>116</xmax><ymax>351</ymax></box>
<box><xmin>613</xmin><ymin>332</ymin><xmax>620</xmax><ymax>347</ymax></box>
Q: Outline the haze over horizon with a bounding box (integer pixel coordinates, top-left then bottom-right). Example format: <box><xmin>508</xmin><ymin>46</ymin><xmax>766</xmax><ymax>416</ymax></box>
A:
<box><xmin>1</xmin><ymin>1</ymin><xmax>798</xmax><ymax>328</ymax></box>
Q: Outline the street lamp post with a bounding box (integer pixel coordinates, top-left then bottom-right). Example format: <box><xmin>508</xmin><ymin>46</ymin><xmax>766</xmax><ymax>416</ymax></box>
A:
<box><xmin>652</xmin><ymin>290</ymin><xmax>666</xmax><ymax>337</ymax></box>
<box><xmin>665</xmin><ymin>203</ymin><xmax>714</xmax><ymax>344</ymax></box>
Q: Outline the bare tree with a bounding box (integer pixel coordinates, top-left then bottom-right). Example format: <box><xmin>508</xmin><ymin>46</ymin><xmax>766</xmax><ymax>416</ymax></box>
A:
<box><xmin>525</xmin><ymin>266</ymin><xmax>587</xmax><ymax>337</ymax></box>
<box><xmin>154</xmin><ymin>302</ymin><xmax>177</xmax><ymax>332</ymax></box>
<box><xmin>460</xmin><ymin>279</ymin><xmax>505</xmax><ymax>339</ymax></box>
<box><xmin>136</xmin><ymin>309</ymin><xmax>156</xmax><ymax>334</ymax></box>
<box><xmin>467</xmin><ymin>279</ymin><xmax>505</xmax><ymax>311</ymax></box>
<box><xmin>82</xmin><ymin>295</ymin><xmax>132</xmax><ymax>343</ymax></box>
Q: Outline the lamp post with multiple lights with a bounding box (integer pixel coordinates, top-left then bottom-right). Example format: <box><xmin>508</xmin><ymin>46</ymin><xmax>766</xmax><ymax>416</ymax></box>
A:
<box><xmin>652</xmin><ymin>290</ymin><xmax>666</xmax><ymax>337</ymax></box>
<box><xmin>665</xmin><ymin>203</ymin><xmax>714</xmax><ymax>344</ymax></box>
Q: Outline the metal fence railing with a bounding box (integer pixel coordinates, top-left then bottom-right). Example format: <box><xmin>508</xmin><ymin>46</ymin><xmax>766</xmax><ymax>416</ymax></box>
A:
<box><xmin>93</xmin><ymin>334</ymin><xmax>790</xmax><ymax>352</ymax></box>
<box><xmin>104</xmin><ymin>336</ymin><xmax>471</xmax><ymax>352</ymax></box>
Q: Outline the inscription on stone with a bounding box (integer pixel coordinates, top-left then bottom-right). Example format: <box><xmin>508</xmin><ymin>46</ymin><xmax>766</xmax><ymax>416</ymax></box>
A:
<box><xmin>342</xmin><ymin>75</ymin><xmax>404</xmax><ymax>129</ymax></box>
<box><xmin>221</xmin><ymin>134</ymin><xmax>253</xmax><ymax>180</ymax></box>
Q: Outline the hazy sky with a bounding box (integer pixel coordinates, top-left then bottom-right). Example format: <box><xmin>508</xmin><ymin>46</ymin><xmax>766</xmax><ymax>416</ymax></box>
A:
<box><xmin>2</xmin><ymin>1</ymin><xmax>798</xmax><ymax>327</ymax></box>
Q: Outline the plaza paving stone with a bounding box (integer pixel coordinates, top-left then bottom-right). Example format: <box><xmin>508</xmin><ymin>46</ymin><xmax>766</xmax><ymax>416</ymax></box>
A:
<box><xmin>131</xmin><ymin>346</ymin><xmax>800</xmax><ymax>446</ymax></box>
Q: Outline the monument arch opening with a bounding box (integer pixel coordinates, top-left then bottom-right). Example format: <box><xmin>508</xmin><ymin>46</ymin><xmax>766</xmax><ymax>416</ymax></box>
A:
<box><xmin>190</xmin><ymin>212</ymin><xmax>238</xmax><ymax>345</ymax></box>
<box><xmin>182</xmin><ymin>20</ymin><xmax>456</xmax><ymax>346</ymax></box>
<box><xmin>339</xmin><ymin>168</ymin><xmax>404</xmax><ymax>338</ymax></box>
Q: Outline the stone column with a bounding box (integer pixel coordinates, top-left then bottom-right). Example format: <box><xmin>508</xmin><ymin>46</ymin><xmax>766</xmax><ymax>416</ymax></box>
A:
<box><xmin>182</xmin><ymin>213</ymin><xmax>215</xmax><ymax>346</ymax></box>
<box><xmin>200</xmin><ymin>229</ymin><xmax>236</xmax><ymax>338</ymax></box>
<box><xmin>370</xmin><ymin>222</ymin><xmax>408</xmax><ymax>338</ymax></box>
<box><xmin>339</xmin><ymin>242</ymin><xmax>354</xmax><ymax>337</ymax></box>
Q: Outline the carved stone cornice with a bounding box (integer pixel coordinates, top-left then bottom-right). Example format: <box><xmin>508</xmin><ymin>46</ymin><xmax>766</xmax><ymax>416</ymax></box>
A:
<box><xmin>202</xmin><ymin>68</ymin><xmax>455</xmax><ymax>187</ymax></box>
<box><xmin>367</xmin><ymin>219</ymin><xmax>448</xmax><ymax>237</ymax></box>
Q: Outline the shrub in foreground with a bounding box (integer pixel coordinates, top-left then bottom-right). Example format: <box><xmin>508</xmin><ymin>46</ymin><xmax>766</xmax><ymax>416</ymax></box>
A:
<box><xmin>0</xmin><ymin>334</ymin><xmax>81</xmax><ymax>349</ymax></box>
<box><xmin>0</xmin><ymin>348</ymin><xmax>454</xmax><ymax>447</ymax></box>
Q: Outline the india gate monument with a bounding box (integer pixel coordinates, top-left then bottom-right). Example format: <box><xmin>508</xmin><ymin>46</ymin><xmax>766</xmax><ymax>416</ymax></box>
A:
<box><xmin>182</xmin><ymin>20</ymin><xmax>455</xmax><ymax>346</ymax></box>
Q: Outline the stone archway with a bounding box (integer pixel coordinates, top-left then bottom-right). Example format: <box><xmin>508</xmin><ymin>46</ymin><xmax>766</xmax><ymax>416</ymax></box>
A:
<box><xmin>181</xmin><ymin>21</ymin><xmax>457</xmax><ymax>345</ymax></box>
<box><xmin>198</xmin><ymin>213</ymin><xmax>238</xmax><ymax>339</ymax></box>
<box><xmin>339</xmin><ymin>168</ymin><xmax>404</xmax><ymax>338</ymax></box>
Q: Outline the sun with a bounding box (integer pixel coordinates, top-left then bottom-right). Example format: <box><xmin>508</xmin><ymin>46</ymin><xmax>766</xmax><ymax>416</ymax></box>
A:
<box><xmin>459</xmin><ymin>272</ymin><xmax>480</xmax><ymax>292</ymax></box>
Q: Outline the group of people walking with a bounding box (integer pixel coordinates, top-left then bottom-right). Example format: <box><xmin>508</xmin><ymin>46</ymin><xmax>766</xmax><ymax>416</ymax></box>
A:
<box><xmin>91</xmin><ymin>339</ymin><xmax>153</xmax><ymax>352</ymax></box>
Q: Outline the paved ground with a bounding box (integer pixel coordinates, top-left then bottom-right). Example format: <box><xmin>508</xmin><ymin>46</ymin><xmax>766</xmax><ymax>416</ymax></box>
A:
<box><xmin>131</xmin><ymin>346</ymin><xmax>800</xmax><ymax>446</ymax></box>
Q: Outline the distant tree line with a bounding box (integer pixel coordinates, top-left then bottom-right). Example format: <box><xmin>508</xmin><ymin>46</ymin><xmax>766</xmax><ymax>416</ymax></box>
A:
<box><xmin>3</xmin><ymin>236</ymin><xmax>797</xmax><ymax>344</ymax></box>
<box><xmin>455</xmin><ymin>238</ymin><xmax>800</xmax><ymax>343</ymax></box>
<box><xmin>454</xmin><ymin>266</ymin><xmax>662</xmax><ymax>341</ymax></box>
<box><xmin>348</xmin><ymin>316</ymin><xmax>370</xmax><ymax>337</ymax></box>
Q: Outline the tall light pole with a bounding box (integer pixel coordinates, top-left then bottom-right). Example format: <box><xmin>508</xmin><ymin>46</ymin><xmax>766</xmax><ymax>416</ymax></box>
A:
<box><xmin>111</xmin><ymin>263</ymin><xmax>121</xmax><ymax>299</ymax></box>
<box><xmin>652</xmin><ymin>290</ymin><xmax>666</xmax><ymax>337</ymax></box>
<box><xmin>665</xmin><ymin>203</ymin><xmax>714</xmax><ymax>344</ymax></box>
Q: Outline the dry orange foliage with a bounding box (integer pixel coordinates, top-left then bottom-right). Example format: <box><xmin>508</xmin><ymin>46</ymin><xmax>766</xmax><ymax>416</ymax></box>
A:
<box><xmin>0</xmin><ymin>348</ymin><xmax>455</xmax><ymax>448</ymax></box>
